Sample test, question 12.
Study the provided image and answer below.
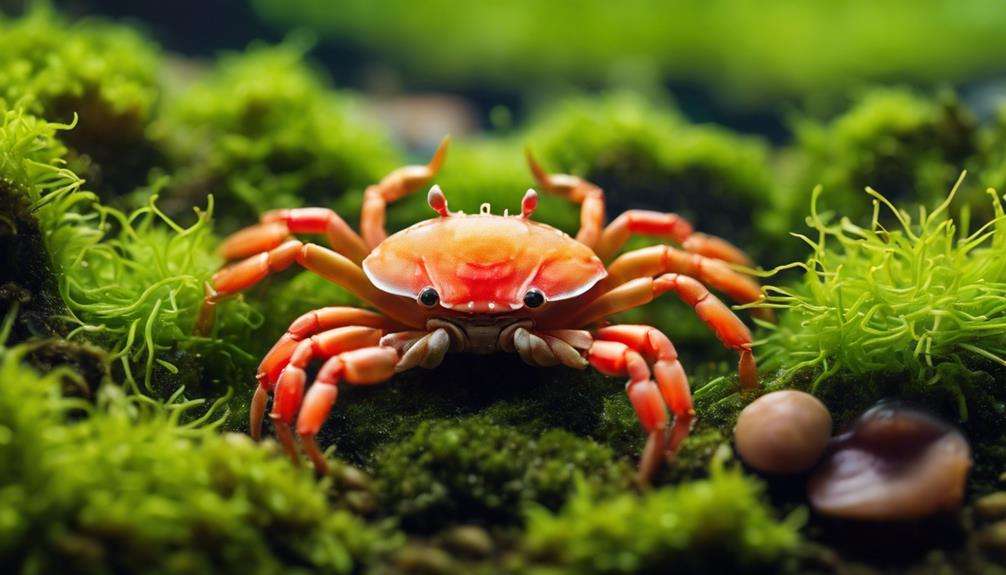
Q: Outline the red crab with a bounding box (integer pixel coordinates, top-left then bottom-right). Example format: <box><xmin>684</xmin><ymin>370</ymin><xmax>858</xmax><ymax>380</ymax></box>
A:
<box><xmin>197</xmin><ymin>138</ymin><xmax>763</xmax><ymax>482</ymax></box>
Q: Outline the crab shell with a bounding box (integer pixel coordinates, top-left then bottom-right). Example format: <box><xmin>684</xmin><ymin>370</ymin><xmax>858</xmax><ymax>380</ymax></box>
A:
<box><xmin>362</xmin><ymin>209</ymin><xmax>606</xmax><ymax>313</ymax></box>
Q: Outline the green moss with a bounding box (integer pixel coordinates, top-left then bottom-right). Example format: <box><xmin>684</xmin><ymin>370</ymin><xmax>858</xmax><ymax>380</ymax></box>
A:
<box><xmin>158</xmin><ymin>42</ymin><xmax>399</xmax><ymax>230</ymax></box>
<box><xmin>58</xmin><ymin>191</ymin><xmax>261</xmax><ymax>396</ymax></box>
<box><xmin>526</xmin><ymin>92</ymin><xmax>773</xmax><ymax>249</ymax></box>
<box><xmin>759</xmin><ymin>180</ymin><xmax>1006</xmax><ymax>427</ymax></box>
<box><xmin>777</xmin><ymin>89</ymin><xmax>978</xmax><ymax>234</ymax></box>
<box><xmin>0</xmin><ymin>344</ymin><xmax>398</xmax><ymax>574</ymax></box>
<box><xmin>520</xmin><ymin>460</ymin><xmax>802</xmax><ymax>575</ymax></box>
<box><xmin>374</xmin><ymin>416</ymin><xmax>632</xmax><ymax>533</ymax></box>
<box><xmin>0</xmin><ymin>106</ymin><xmax>96</xmax><ymax>343</ymax></box>
<box><xmin>0</xmin><ymin>7</ymin><xmax>164</xmax><ymax>198</ymax></box>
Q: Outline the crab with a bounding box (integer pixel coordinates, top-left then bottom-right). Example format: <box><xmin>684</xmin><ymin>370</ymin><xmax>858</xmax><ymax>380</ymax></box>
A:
<box><xmin>197</xmin><ymin>137</ymin><xmax>764</xmax><ymax>482</ymax></box>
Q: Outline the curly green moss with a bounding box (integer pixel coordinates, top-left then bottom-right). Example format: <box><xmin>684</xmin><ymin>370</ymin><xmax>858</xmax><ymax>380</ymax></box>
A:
<box><xmin>777</xmin><ymin>89</ymin><xmax>978</xmax><ymax>233</ymax></box>
<box><xmin>0</xmin><ymin>7</ymin><xmax>164</xmax><ymax>197</ymax></box>
<box><xmin>0</xmin><ymin>345</ymin><xmax>398</xmax><ymax>574</ymax></box>
<box><xmin>374</xmin><ymin>416</ymin><xmax>632</xmax><ymax>532</ymax></box>
<box><xmin>58</xmin><ymin>190</ymin><xmax>260</xmax><ymax>395</ymax></box>
<box><xmin>520</xmin><ymin>460</ymin><xmax>802</xmax><ymax>575</ymax></box>
<box><xmin>526</xmin><ymin>92</ymin><xmax>774</xmax><ymax>247</ymax></box>
<box><xmin>158</xmin><ymin>42</ymin><xmax>399</xmax><ymax>230</ymax></box>
<box><xmin>759</xmin><ymin>179</ymin><xmax>1006</xmax><ymax>425</ymax></box>
<box><xmin>0</xmin><ymin>106</ymin><xmax>97</xmax><ymax>342</ymax></box>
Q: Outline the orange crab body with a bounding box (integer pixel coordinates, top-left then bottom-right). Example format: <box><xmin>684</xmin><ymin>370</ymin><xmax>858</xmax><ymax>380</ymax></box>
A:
<box><xmin>199</xmin><ymin>138</ymin><xmax>764</xmax><ymax>483</ymax></box>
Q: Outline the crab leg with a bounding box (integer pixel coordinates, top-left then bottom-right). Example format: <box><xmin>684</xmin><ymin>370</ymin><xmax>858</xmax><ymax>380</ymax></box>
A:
<box><xmin>251</xmin><ymin>307</ymin><xmax>402</xmax><ymax>439</ymax></box>
<box><xmin>526</xmin><ymin>150</ymin><xmax>605</xmax><ymax>248</ymax></box>
<box><xmin>197</xmin><ymin>242</ymin><xmax>425</xmax><ymax>334</ymax></box>
<box><xmin>361</xmin><ymin>136</ymin><xmax>450</xmax><ymax>248</ymax></box>
<box><xmin>218</xmin><ymin>207</ymin><xmax>370</xmax><ymax>264</ymax></box>
<box><xmin>568</xmin><ymin>274</ymin><xmax>757</xmax><ymax>390</ymax></box>
<box><xmin>588</xmin><ymin>325</ymin><xmax>693</xmax><ymax>483</ymax></box>
<box><xmin>600</xmin><ymin>245</ymin><xmax>762</xmax><ymax>305</ymax></box>
<box><xmin>593</xmin><ymin>210</ymin><xmax>754</xmax><ymax>265</ymax></box>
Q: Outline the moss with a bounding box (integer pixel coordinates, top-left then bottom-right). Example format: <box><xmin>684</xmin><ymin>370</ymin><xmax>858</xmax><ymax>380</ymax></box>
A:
<box><xmin>57</xmin><ymin>191</ymin><xmax>261</xmax><ymax>398</ymax></box>
<box><xmin>526</xmin><ymin>92</ymin><xmax>774</xmax><ymax>250</ymax></box>
<box><xmin>157</xmin><ymin>42</ymin><xmax>399</xmax><ymax>231</ymax></box>
<box><xmin>0</xmin><ymin>107</ymin><xmax>96</xmax><ymax>343</ymax></box>
<box><xmin>0</xmin><ymin>344</ymin><xmax>399</xmax><ymax>574</ymax></box>
<box><xmin>758</xmin><ymin>181</ymin><xmax>1006</xmax><ymax>428</ymax></box>
<box><xmin>0</xmin><ymin>7</ymin><xmax>164</xmax><ymax>198</ymax></box>
<box><xmin>374</xmin><ymin>416</ymin><xmax>633</xmax><ymax>533</ymax></box>
<box><xmin>519</xmin><ymin>460</ymin><xmax>802</xmax><ymax>575</ymax></box>
<box><xmin>777</xmin><ymin>89</ymin><xmax>978</xmax><ymax>235</ymax></box>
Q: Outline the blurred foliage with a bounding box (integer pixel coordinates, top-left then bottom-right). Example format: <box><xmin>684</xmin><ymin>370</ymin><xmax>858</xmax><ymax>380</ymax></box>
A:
<box><xmin>375</xmin><ymin>417</ymin><xmax>633</xmax><ymax>533</ymax></box>
<box><xmin>251</xmin><ymin>0</ymin><xmax>1006</xmax><ymax>108</ymax></box>
<box><xmin>758</xmin><ymin>182</ymin><xmax>1006</xmax><ymax>428</ymax></box>
<box><xmin>520</xmin><ymin>459</ymin><xmax>802</xmax><ymax>575</ymax></box>
<box><xmin>0</xmin><ymin>345</ymin><xmax>399</xmax><ymax>574</ymax></box>
<box><xmin>156</xmin><ymin>41</ymin><xmax>400</xmax><ymax>231</ymax></box>
<box><xmin>0</xmin><ymin>6</ymin><xmax>164</xmax><ymax>198</ymax></box>
<box><xmin>527</xmin><ymin>92</ymin><xmax>774</xmax><ymax>248</ymax></box>
<box><xmin>773</xmin><ymin>89</ymin><xmax>979</xmax><ymax>236</ymax></box>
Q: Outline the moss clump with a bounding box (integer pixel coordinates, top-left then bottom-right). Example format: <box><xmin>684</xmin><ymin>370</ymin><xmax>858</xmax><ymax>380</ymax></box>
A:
<box><xmin>520</xmin><ymin>460</ymin><xmax>802</xmax><ymax>575</ymax></box>
<box><xmin>778</xmin><ymin>89</ymin><xmax>977</xmax><ymax>233</ymax></box>
<box><xmin>58</xmin><ymin>192</ymin><xmax>261</xmax><ymax>396</ymax></box>
<box><xmin>374</xmin><ymin>417</ymin><xmax>633</xmax><ymax>533</ymax></box>
<box><xmin>158</xmin><ymin>42</ymin><xmax>399</xmax><ymax>230</ymax></box>
<box><xmin>0</xmin><ymin>344</ymin><xmax>398</xmax><ymax>574</ymax></box>
<box><xmin>0</xmin><ymin>106</ymin><xmax>96</xmax><ymax>342</ymax></box>
<box><xmin>0</xmin><ymin>7</ymin><xmax>164</xmax><ymax>198</ymax></box>
<box><xmin>759</xmin><ymin>181</ymin><xmax>1006</xmax><ymax>428</ymax></box>
<box><xmin>526</xmin><ymin>92</ymin><xmax>774</xmax><ymax>248</ymax></box>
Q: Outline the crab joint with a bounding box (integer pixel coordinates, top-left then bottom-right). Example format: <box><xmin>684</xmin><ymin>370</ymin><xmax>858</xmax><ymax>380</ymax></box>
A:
<box><xmin>428</xmin><ymin>185</ymin><xmax>450</xmax><ymax>217</ymax></box>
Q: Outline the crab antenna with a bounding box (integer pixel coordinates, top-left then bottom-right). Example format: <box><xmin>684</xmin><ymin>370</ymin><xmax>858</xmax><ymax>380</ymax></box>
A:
<box><xmin>428</xmin><ymin>185</ymin><xmax>450</xmax><ymax>217</ymax></box>
<box><xmin>521</xmin><ymin>188</ymin><xmax>538</xmax><ymax>218</ymax></box>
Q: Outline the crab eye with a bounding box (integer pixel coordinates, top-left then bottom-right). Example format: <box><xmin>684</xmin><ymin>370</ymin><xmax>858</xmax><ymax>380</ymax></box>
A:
<box><xmin>418</xmin><ymin>287</ymin><xmax>440</xmax><ymax>307</ymax></box>
<box><xmin>523</xmin><ymin>289</ymin><xmax>545</xmax><ymax>308</ymax></box>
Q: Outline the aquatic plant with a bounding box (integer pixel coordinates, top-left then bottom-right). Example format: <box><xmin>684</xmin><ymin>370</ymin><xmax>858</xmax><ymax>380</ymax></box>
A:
<box><xmin>0</xmin><ymin>7</ymin><xmax>164</xmax><ymax>197</ymax></box>
<box><xmin>0</xmin><ymin>343</ymin><xmax>398</xmax><ymax>574</ymax></box>
<box><xmin>777</xmin><ymin>88</ymin><xmax>977</xmax><ymax>233</ymax></box>
<box><xmin>759</xmin><ymin>178</ymin><xmax>1006</xmax><ymax>423</ymax></box>
<box><xmin>374</xmin><ymin>416</ymin><xmax>633</xmax><ymax>532</ymax></box>
<box><xmin>157</xmin><ymin>41</ymin><xmax>399</xmax><ymax>230</ymax></box>
<box><xmin>520</xmin><ymin>458</ymin><xmax>802</xmax><ymax>575</ymax></box>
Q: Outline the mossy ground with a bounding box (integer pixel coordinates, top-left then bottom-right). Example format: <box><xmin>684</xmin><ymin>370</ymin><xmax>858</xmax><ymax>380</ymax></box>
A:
<box><xmin>6</xmin><ymin>6</ymin><xmax>1006</xmax><ymax>574</ymax></box>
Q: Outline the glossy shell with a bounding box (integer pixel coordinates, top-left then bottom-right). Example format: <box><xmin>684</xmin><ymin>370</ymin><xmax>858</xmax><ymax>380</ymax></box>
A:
<box><xmin>363</xmin><ymin>213</ymin><xmax>606</xmax><ymax>313</ymax></box>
